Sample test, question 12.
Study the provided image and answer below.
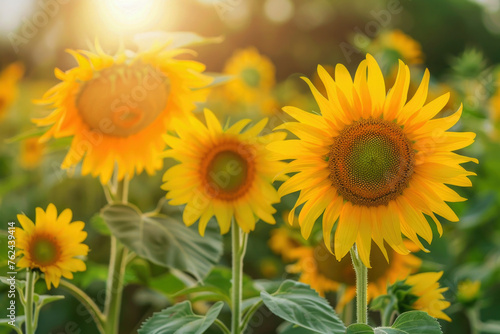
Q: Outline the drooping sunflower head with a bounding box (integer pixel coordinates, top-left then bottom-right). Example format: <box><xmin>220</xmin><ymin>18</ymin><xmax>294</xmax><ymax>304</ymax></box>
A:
<box><xmin>223</xmin><ymin>47</ymin><xmax>276</xmax><ymax>103</ymax></box>
<box><xmin>269</xmin><ymin>54</ymin><xmax>477</xmax><ymax>267</ymax></box>
<box><xmin>285</xmin><ymin>238</ymin><xmax>421</xmax><ymax>311</ymax></box>
<box><xmin>162</xmin><ymin>109</ymin><xmax>286</xmax><ymax>235</ymax></box>
<box><xmin>393</xmin><ymin>271</ymin><xmax>451</xmax><ymax>321</ymax></box>
<box><xmin>15</xmin><ymin>204</ymin><xmax>89</xmax><ymax>289</ymax></box>
<box><xmin>33</xmin><ymin>42</ymin><xmax>212</xmax><ymax>183</ymax></box>
<box><xmin>0</xmin><ymin>62</ymin><xmax>24</xmax><ymax>119</ymax></box>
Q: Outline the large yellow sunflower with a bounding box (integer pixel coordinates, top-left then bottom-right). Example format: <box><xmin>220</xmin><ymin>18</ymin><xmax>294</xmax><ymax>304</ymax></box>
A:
<box><xmin>268</xmin><ymin>54</ymin><xmax>477</xmax><ymax>267</ymax></box>
<box><xmin>33</xmin><ymin>42</ymin><xmax>212</xmax><ymax>183</ymax></box>
<box><xmin>401</xmin><ymin>271</ymin><xmax>451</xmax><ymax>321</ymax></box>
<box><xmin>15</xmin><ymin>204</ymin><xmax>89</xmax><ymax>289</ymax></box>
<box><xmin>161</xmin><ymin>109</ymin><xmax>286</xmax><ymax>235</ymax></box>
<box><xmin>222</xmin><ymin>47</ymin><xmax>276</xmax><ymax>104</ymax></box>
<box><xmin>281</xmin><ymin>236</ymin><xmax>421</xmax><ymax>311</ymax></box>
<box><xmin>0</xmin><ymin>62</ymin><xmax>24</xmax><ymax>119</ymax></box>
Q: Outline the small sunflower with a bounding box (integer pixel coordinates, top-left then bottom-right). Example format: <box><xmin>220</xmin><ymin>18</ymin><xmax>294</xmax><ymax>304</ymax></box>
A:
<box><xmin>34</xmin><ymin>42</ymin><xmax>212</xmax><ymax>183</ymax></box>
<box><xmin>223</xmin><ymin>47</ymin><xmax>276</xmax><ymax>104</ymax></box>
<box><xmin>268</xmin><ymin>226</ymin><xmax>302</xmax><ymax>261</ymax></box>
<box><xmin>457</xmin><ymin>279</ymin><xmax>481</xmax><ymax>305</ymax></box>
<box><xmin>285</xmin><ymin>239</ymin><xmax>421</xmax><ymax>310</ymax></box>
<box><xmin>15</xmin><ymin>204</ymin><xmax>89</xmax><ymax>289</ymax></box>
<box><xmin>162</xmin><ymin>109</ymin><xmax>286</xmax><ymax>235</ymax></box>
<box><xmin>19</xmin><ymin>137</ymin><xmax>45</xmax><ymax>169</ymax></box>
<box><xmin>268</xmin><ymin>54</ymin><xmax>477</xmax><ymax>267</ymax></box>
<box><xmin>0</xmin><ymin>62</ymin><xmax>24</xmax><ymax>119</ymax></box>
<box><xmin>400</xmin><ymin>272</ymin><xmax>451</xmax><ymax>321</ymax></box>
<box><xmin>378</xmin><ymin>30</ymin><xmax>424</xmax><ymax>65</ymax></box>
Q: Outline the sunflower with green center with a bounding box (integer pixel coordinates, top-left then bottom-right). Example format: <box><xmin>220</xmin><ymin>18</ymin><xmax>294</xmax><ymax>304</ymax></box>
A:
<box><xmin>15</xmin><ymin>204</ymin><xmax>89</xmax><ymax>289</ymax></box>
<box><xmin>268</xmin><ymin>54</ymin><xmax>477</xmax><ymax>267</ymax></box>
<box><xmin>0</xmin><ymin>62</ymin><xmax>24</xmax><ymax>119</ymax></box>
<box><xmin>394</xmin><ymin>271</ymin><xmax>451</xmax><ymax>321</ymax></box>
<box><xmin>33</xmin><ymin>42</ymin><xmax>212</xmax><ymax>183</ymax></box>
<box><xmin>222</xmin><ymin>47</ymin><xmax>276</xmax><ymax>111</ymax></box>
<box><xmin>162</xmin><ymin>109</ymin><xmax>286</xmax><ymax>234</ymax></box>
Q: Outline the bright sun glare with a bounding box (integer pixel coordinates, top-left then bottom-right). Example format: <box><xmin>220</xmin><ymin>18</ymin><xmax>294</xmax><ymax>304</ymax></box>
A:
<box><xmin>97</xmin><ymin>0</ymin><xmax>165</xmax><ymax>33</ymax></box>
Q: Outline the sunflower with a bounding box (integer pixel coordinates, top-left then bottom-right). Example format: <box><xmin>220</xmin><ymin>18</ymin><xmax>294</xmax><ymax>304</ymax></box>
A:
<box><xmin>19</xmin><ymin>137</ymin><xmax>45</xmax><ymax>169</ymax></box>
<box><xmin>378</xmin><ymin>30</ymin><xmax>424</xmax><ymax>65</ymax></box>
<box><xmin>268</xmin><ymin>54</ymin><xmax>477</xmax><ymax>267</ymax></box>
<box><xmin>33</xmin><ymin>42</ymin><xmax>212</xmax><ymax>183</ymax></box>
<box><xmin>15</xmin><ymin>204</ymin><xmax>89</xmax><ymax>289</ymax></box>
<box><xmin>0</xmin><ymin>62</ymin><xmax>24</xmax><ymax>119</ymax></box>
<box><xmin>161</xmin><ymin>109</ymin><xmax>286</xmax><ymax>235</ymax></box>
<box><xmin>268</xmin><ymin>226</ymin><xmax>302</xmax><ymax>261</ymax></box>
<box><xmin>457</xmin><ymin>279</ymin><xmax>481</xmax><ymax>305</ymax></box>
<box><xmin>222</xmin><ymin>47</ymin><xmax>276</xmax><ymax>105</ymax></box>
<box><xmin>399</xmin><ymin>272</ymin><xmax>451</xmax><ymax>321</ymax></box>
<box><xmin>284</xmin><ymin>238</ymin><xmax>421</xmax><ymax>311</ymax></box>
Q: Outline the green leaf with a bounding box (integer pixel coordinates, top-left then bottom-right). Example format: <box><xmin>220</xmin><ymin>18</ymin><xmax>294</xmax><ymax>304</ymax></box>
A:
<box><xmin>101</xmin><ymin>203</ymin><xmax>222</xmax><ymax>280</ymax></box>
<box><xmin>261</xmin><ymin>280</ymin><xmax>346</xmax><ymax>334</ymax></box>
<box><xmin>346</xmin><ymin>324</ymin><xmax>374</xmax><ymax>334</ymax></box>
<box><xmin>0</xmin><ymin>315</ymin><xmax>25</xmax><ymax>331</ymax></box>
<box><xmin>4</xmin><ymin>127</ymin><xmax>46</xmax><ymax>143</ymax></box>
<box><xmin>35</xmin><ymin>294</ymin><xmax>65</xmax><ymax>307</ymax></box>
<box><xmin>138</xmin><ymin>300</ymin><xmax>223</xmax><ymax>334</ymax></box>
<box><xmin>89</xmin><ymin>213</ymin><xmax>111</xmax><ymax>236</ymax></box>
<box><xmin>278</xmin><ymin>322</ymin><xmax>319</xmax><ymax>334</ymax></box>
<box><xmin>390</xmin><ymin>311</ymin><xmax>442</xmax><ymax>334</ymax></box>
<box><xmin>0</xmin><ymin>276</ymin><xmax>25</xmax><ymax>291</ymax></box>
<box><xmin>134</xmin><ymin>31</ymin><xmax>223</xmax><ymax>52</ymax></box>
<box><xmin>374</xmin><ymin>328</ymin><xmax>407</xmax><ymax>334</ymax></box>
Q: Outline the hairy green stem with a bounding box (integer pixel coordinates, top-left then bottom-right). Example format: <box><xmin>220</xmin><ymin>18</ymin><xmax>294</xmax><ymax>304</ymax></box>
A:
<box><xmin>24</xmin><ymin>270</ymin><xmax>35</xmax><ymax>334</ymax></box>
<box><xmin>104</xmin><ymin>237</ymin><xmax>128</xmax><ymax>334</ymax></box>
<box><xmin>59</xmin><ymin>279</ymin><xmax>106</xmax><ymax>333</ymax></box>
<box><xmin>231</xmin><ymin>220</ymin><xmax>248</xmax><ymax>334</ymax></box>
<box><xmin>350</xmin><ymin>245</ymin><xmax>368</xmax><ymax>324</ymax></box>
<box><xmin>103</xmin><ymin>176</ymin><xmax>129</xmax><ymax>334</ymax></box>
<box><xmin>214</xmin><ymin>319</ymin><xmax>231</xmax><ymax>334</ymax></box>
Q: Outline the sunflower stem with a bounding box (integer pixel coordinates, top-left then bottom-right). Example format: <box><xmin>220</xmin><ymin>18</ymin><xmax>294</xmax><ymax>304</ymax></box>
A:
<box><xmin>231</xmin><ymin>219</ymin><xmax>247</xmax><ymax>334</ymax></box>
<box><xmin>59</xmin><ymin>279</ymin><xmax>106</xmax><ymax>333</ymax></box>
<box><xmin>350</xmin><ymin>245</ymin><xmax>368</xmax><ymax>324</ymax></box>
<box><xmin>24</xmin><ymin>270</ymin><xmax>36</xmax><ymax>334</ymax></box>
<box><xmin>103</xmin><ymin>176</ymin><xmax>129</xmax><ymax>334</ymax></box>
<box><xmin>104</xmin><ymin>237</ymin><xmax>128</xmax><ymax>334</ymax></box>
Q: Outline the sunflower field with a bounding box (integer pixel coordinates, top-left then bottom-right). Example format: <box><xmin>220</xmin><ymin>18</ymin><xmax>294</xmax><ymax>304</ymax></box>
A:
<box><xmin>1</xmin><ymin>0</ymin><xmax>500</xmax><ymax>333</ymax></box>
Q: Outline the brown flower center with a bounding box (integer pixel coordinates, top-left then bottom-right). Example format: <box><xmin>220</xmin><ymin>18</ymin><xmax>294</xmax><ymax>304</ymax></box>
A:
<box><xmin>201</xmin><ymin>139</ymin><xmax>255</xmax><ymax>201</ymax></box>
<box><xmin>313</xmin><ymin>241</ymin><xmax>393</xmax><ymax>285</ymax></box>
<box><xmin>76</xmin><ymin>63</ymin><xmax>170</xmax><ymax>137</ymax></box>
<box><xmin>29</xmin><ymin>234</ymin><xmax>61</xmax><ymax>267</ymax></box>
<box><xmin>329</xmin><ymin>118</ymin><xmax>415</xmax><ymax>207</ymax></box>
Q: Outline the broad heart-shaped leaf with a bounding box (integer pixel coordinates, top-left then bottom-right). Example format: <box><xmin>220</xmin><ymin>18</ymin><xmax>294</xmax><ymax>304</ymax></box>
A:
<box><xmin>261</xmin><ymin>280</ymin><xmax>346</xmax><ymax>334</ymax></box>
<box><xmin>101</xmin><ymin>203</ymin><xmax>222</xmax><ymax>280</ymax></box>
<box><xmin>138</xmin><ymin>300</ymin><xmax>223</xmax><ymax>334</ymax></box>
<box><xmin>390</xmin><ymin>311</ymin><xmax>442</xmax><ymax>334</ymax></box>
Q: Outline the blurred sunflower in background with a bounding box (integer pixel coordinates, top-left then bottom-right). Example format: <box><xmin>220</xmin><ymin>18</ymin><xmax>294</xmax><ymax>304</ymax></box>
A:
<box><xmin>19</xmin><ymin>137</ymin><xmax>45</xmax><ymax>170</ymax></box>
<box><xmin>0</xmin><ymin>62</ymin><xmax>24</xmax><ymax>119</ymax></box>
<box><xmin>33</xmin><ymin>42</ymin><xmax>212</xmax><ymax>184</ymax></box>
<box><xmin>162</xmin><ymin>109</ymin><xmax>286</xmax><ymax>235</ymax></box>
<box><xmin>392</xmin><ymin>271</ymin><xmax>451</xmax><ymax>321</ymax></box>
<box><xmin>270</xmin><ymin>228</ymin><xmax>421</xmax><ymax>311</ymax></box>
<box><xmin>15</xmin><ymin>203</ymin><xmax>89</xmax><ymax>289</ymax></box>
<box><xmin>371</xmin><ymin>30</ymin><xmax>424</xmax><ymax>67</ymax></box>
<box><xmin>213</xmin><ymin>47</ymin><xmax>278</xmax><ymax>116</ymax></box>
<box><xmin>269</xmin><ymin>54</ymin><xmax>477</xmax><ymax>267</ymax></box>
